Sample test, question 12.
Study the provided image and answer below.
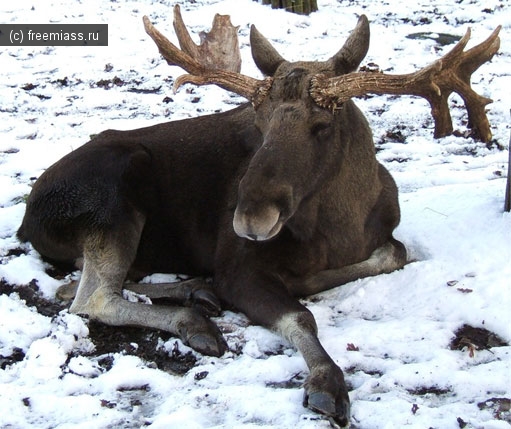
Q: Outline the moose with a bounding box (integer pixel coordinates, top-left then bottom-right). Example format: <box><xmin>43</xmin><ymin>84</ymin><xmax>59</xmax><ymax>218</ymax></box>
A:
<box><xmin>17</xmin><ymin>7</ymin><xmax>500</xmax><ymax>427</ymax></box>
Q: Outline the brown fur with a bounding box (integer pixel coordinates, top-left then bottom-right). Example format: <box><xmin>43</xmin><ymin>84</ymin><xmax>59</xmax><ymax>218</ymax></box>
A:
<box><xmin>18</xmin><ymin>16</ymin><xmax>406</xmax><ymax>427</ymax></box>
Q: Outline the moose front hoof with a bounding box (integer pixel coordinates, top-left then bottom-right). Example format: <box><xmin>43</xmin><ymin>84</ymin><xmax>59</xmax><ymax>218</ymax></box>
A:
<box><xmin>303</xmin><ymin>382</ymin><xmax>350</xmax><ymax>428</ymax></box>
<box><xmin>188</xmin><ymin>332</ymin><xmax>227</xmax><ymax>357</ymax></box>
<box><xmin>303</xmin><ymin>389</ymin><xmax>350</xmax><ymax>428</ymax></box>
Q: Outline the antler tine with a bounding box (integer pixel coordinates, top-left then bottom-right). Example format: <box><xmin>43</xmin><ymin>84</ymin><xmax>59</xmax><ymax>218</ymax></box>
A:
<box><xmin>311</xmin><ymin>26</ymin><xmax>501</xmax><ymax>142</ymax></box>
<box><xmin>172</xmin><ymin>4</ymin><xmax>200</xmax><ymax>62</ymax></box>
<box><xmin>441</xmin><ymin>27</ymin><xmax>471</xmax><ymax>64</ymax></box>
<box><xmin>143</xmin><ymin>15</ymin><xmax>205</xmax><ymax>76</ymax></box>
<box><xmin>459</xmin><ymin>25</ymin><xmax>501</xmax><ymax>75</ymax></box>
<box><xmin>143</xmin><ymin>14</ymin><xmax>272</xmax><ymax>107</ymax></box>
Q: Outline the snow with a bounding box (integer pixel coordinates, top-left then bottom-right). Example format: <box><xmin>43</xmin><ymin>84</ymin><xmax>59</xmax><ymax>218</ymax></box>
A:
<box><xmin>1</xmin><ymin>0</ymin><xmax>510</xmax><ymax>428</ymax></box>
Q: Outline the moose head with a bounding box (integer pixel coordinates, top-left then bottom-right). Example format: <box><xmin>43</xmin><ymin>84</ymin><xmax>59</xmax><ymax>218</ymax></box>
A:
<box><xmin>232</xmin><ymin>18</ymin><xmax>370</xmax><ymax>242</ymax></box>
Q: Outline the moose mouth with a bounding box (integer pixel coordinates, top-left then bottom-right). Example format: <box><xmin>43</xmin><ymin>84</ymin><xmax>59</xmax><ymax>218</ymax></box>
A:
<box><xmin>233</xmin><ymin>205</ymin><xmax>283</xmax><ymax>241</ymax></box>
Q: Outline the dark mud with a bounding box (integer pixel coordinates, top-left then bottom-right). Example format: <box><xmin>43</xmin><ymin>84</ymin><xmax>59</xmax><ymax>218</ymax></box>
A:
<box><xmin>0</xmin><ymin>278</ymin><xmax>197</xmax><ymax>375</ymax></box>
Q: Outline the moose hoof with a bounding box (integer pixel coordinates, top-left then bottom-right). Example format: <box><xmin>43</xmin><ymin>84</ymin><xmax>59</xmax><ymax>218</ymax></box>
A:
<box><xmin>302</xmin><ymin>363</ymin><xmax>351</xmax><ymax>427</ymax></box>
<box><xmin>191</xmin><ymin>288</ymin><xmax>222</xmax><ymax>317</ymax></box>
<box><xmin>178</xmin><ymin>308</ymin><xmax>227</xmax><ymax>357</ymax></box>
<box><xmin>55</xmin><ymin>281</ymin><xmax>79</xmax><ymax>301</ymax></box>
<box><xmin>188</xmin><ymin>332</ymin><xmax>227</xmax><ymax>357</ymax></box>
<box><xmin>304</xmin><ymin>391</ymin><xmax>350</xmax><ymax>428</ymax></box>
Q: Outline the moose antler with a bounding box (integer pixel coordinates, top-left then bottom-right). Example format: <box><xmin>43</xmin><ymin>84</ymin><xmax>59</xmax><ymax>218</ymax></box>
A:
<box><xmin>172</xmin><ymin>4</ymin><xmax>241</xmax><ymax>73</ymax></box>
<box><xmin>143</xmin><ymin>8</ymin><xmax>272</xmax><ymax>107</ymax></box>
<box><xmin>311</xmin><ymin>26</ymin><xmax>501</xmax><ymax>142</ymax></box>
<box><xmin>144</xmin><ymin>9</ymin><xmax>500</xmax><ymax>142</ymax></box>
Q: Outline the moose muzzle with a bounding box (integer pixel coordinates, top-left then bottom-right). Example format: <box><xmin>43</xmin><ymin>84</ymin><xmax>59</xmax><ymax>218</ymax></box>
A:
<box><xmin>233</xmin><ymin>204</ymin><xmax>283</xmax><ymax>241</ymax></box>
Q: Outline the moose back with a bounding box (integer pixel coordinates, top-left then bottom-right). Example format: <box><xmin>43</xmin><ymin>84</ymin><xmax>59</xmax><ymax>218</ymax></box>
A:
<box><xmin>18</xmin><ymin>15</ymin><xmax>407</xmax><ymax>427</ymax></box>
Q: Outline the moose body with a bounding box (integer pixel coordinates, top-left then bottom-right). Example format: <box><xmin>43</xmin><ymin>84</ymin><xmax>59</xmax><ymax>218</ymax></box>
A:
<box><xmin>18</xmin><ymin>16</ymin><xmax>407</xmax><ymax>427</ymax></box>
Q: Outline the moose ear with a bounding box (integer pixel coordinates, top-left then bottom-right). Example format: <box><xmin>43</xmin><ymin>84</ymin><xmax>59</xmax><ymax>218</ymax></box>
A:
<box><xmin>250</xmin><ymin>25</ymin><xmax>286</xmax><ymax>77</ymax></box>
<box><xmin>328</xmin><ymin>15</ymin><xmax>370</xmax><ymax>75</ymax></box>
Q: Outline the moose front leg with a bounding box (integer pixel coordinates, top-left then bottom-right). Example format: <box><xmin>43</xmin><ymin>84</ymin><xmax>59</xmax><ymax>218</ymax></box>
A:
<box><xmin>277</xmin><ymin>310</ymin><xmax>350</xmax><ymax>427</ymax></box>
<box><xmin>216</xmin><ymin>269</ymin><xmax>350</xmax><ymax>427</ymax></box>
<box><xmin>70</xmin><ymin>213</ymin><xmax>226</xmax><ymax>357</ymax></box>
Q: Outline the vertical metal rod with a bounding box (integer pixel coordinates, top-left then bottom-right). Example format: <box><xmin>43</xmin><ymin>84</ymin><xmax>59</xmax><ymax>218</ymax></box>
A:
<box><xmin>505</xmin><ymin>109</ymin><xmax>510</xmax><ymax>212</ymax></box>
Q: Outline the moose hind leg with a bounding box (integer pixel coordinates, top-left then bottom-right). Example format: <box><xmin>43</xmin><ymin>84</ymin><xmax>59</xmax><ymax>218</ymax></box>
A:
<box><xmin>291</xmin><ymin>238</ymin><xmax>407</xmax><ymax>296</ymax></box>
<box><xmin>124</xmin><ymin>278</ymin><xmax>221</xmax><ymax>317</ymax></box>
<box><xmin>70</xmin><ymin>213</ymin><xmax>226</xmax><ymax>357</ymax></box>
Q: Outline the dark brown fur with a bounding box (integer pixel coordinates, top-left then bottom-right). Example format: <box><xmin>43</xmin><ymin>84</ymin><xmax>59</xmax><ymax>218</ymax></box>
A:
<box><xmin>18</xmin><ymin>16</ymin><xmax>406</xmax><ymax>427</ymax></box>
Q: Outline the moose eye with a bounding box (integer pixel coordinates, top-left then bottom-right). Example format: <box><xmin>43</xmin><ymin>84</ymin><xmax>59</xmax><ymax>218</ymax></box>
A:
<box><xmin>311</xmin><ymin>122</ymin><xmax>332</xmax><ymax>139</ymax></box>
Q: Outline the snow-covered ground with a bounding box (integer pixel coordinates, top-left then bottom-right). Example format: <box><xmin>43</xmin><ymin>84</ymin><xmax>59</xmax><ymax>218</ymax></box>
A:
<box><xmin>1</xmin><ymin>0</ymin><xmax>510</xmax><ymax>428</ymax></box>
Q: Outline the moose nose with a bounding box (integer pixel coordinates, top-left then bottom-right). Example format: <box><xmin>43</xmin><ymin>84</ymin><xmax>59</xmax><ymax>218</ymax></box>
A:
<box><xmin>233</xmin><ymin>204</ymin><xmax>283</xmax><ymax>241</ymax></box>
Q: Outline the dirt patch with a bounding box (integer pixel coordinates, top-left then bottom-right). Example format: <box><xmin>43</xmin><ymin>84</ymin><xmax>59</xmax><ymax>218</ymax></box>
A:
<box><xmin>266</xmin><ymin>372</ymin><xmax>305</xmax><ymax>389</ymax></box>
<box><xmin>0</xmin><ymin>279</ymin><xmax>197</xmax><ymax>375</ymax></box>
<box><xmin>408</xmin><ymin>386</ymin><xmax>452</xmax><ymax>396</ymax></box>
<box><xmin>0</xmin><ymin>347</ymin><xmax>25</xmax><ymax>370</ymax></box>
<box><xmin>0</xmin><ymin>279</ymin><xmax>66</xmax><ymax>316</ymax></box>
<box><xmin>478</xmin><ymin>397</ymin><xmax>511</xmax><ymax>423</ymax></box>
<box><xmin>450</xmin><ymin>324</ymin><xmax>508</xmax><ymax>355</ymax></box>
<box><xmin>84</xmin><ymin>321</ymin><xmax>197</xmax><ymax>375</ymax></box>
